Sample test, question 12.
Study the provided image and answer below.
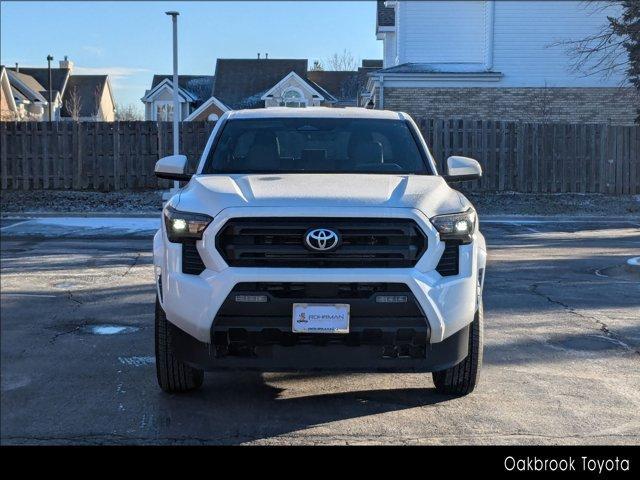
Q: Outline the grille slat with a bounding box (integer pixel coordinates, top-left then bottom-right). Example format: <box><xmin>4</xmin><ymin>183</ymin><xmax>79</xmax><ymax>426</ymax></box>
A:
<box><xmin>436</xmin><ymin>240</ymin><xmax>460</xmax><ymax>276</ymax></box>
<box><xmin>216</xmin><ymin>218</ymin><xmax>427</xmax><ymax>268</ymax></box>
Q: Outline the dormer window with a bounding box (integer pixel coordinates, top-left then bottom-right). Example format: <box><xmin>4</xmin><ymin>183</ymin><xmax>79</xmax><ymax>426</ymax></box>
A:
<box><xmin>280</xmin><ymin>88</ymin><xmax>306</xmax><ymax>108</ymax></box>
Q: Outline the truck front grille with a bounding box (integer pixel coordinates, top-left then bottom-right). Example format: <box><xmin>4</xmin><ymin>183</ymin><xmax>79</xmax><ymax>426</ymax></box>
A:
<box><xmin>215</xmin><ymin>218</ymin><xmax>427</xmax><ymax>268</ymax></box>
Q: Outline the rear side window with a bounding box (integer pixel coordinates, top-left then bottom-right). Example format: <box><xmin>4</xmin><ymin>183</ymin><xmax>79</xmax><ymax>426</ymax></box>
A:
<box><xmin>202</xmin><ymin>117</ymin><xmax>431</xmax><ymax>174</ymax></box>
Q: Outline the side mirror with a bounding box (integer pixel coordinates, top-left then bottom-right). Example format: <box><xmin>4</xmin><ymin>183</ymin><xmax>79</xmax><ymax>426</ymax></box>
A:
<box><xmin>154</xmin><ymin>154</ymin><xmax>191</xmax><ymax>181</ymax></box>
<box><xmin>443</xmin><ymin>156</ymin><xmax>482</xmax><ymax>183</ymax></box>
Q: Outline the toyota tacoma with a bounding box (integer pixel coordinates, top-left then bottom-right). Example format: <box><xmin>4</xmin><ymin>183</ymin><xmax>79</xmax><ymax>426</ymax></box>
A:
<box><xmin>153</xmin><ymin>107</ymin><xmax>486</xmax><ymax>396</ymax></box>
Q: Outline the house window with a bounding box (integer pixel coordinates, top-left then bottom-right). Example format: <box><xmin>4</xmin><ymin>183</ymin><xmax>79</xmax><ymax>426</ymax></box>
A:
<box><xmin>155</xmin><ymin>101</ymin><xmax>176</xmax><ymax>121</ymax></box>
<box><xmin>280</xmin><ymin>89</ymin><xmax>306</xmax><ymax>108</ymax></box>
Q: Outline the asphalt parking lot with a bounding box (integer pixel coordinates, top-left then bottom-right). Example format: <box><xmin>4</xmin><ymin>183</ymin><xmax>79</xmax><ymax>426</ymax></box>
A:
<box><xmin>1</xmin><ymin>216</ymin><xmax>639</xmax><ymax>445</ymax></box>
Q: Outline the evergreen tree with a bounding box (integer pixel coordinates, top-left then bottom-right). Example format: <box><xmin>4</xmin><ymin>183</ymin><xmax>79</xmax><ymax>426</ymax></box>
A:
<box><xmin>609</xmin><ymin>1</ymin><xmax>640</xmax><ymax>122</ymax></box>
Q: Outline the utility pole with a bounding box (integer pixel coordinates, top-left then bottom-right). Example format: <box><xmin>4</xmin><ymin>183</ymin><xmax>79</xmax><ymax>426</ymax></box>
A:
<box><xmin>46</xmin><ymin>55</ymin><xmax>53</xmax><ymax>121</ymax></box>
<box><xmin>166</xmin><ymin>11</ymin><xmax>180</xmax><ymax>192</ymax></box>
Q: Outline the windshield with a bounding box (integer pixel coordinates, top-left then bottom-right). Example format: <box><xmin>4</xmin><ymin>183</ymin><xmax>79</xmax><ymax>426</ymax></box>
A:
<box><xmin>202</xmin><ymin>118</ymin><xmax>431</xmax><ymax>174</ymax></box>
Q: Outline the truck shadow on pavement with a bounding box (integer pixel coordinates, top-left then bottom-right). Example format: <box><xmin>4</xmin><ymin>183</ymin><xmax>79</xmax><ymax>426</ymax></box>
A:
<box><xmin>151</xmin><ymin>372</ymin><xmax>453</xmax><ymax>444</ymax></box>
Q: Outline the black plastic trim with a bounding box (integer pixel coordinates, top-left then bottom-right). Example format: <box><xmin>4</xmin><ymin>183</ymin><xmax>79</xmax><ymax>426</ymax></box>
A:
<box><xmin>436</xmin><ymin>240</ymin><xmax>460</xmax><ymax>276</ymax></box>
<box><xmin>182</xmin><ymin>241</ymin><xmax>206</xmax><ymax>275</ymax></box>
<box><xmin>168</xmin><ymin>319</ymin><xmax>468</xmax><ymax>372</ymax></box>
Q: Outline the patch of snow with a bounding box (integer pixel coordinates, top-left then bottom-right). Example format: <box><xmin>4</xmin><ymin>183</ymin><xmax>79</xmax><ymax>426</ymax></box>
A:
<box><xmin>33</xmin><ymin>217</ymin><xmax>159</xmax><ymax>231</ymax></box>
<box><xmin>118</xmin><ymin>356</ymin><xmax>155</xmax><ymax>367</ymax></box>
<box><xmin>86</xmin><ymin>325</ymin><xmax>139</xmax><ymax>335</ymax></box>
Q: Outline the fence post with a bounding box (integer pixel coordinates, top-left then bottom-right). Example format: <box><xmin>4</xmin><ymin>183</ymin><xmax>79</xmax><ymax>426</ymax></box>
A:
<box><xmin>615</xmin><ymin>126</ymin><xmax>624</xmax><ymax>195</ymax></box>
<box><xmin>432</xmin><ymin>119</ymin><xmax>441</xmax><ymax>171</ymax></box>
<box><xmin>21</xmin><ymin>123</ymin><xmax>29</xmax><ymax>190</ymax></box>
<box><xmin>0</xmin><ymin>123</ymin><xmax>7</xmax><ymax>190</ymax></box>
<box><xmin>630</xmin><ymin>126</ymin><xmax>638</xmax><ymax>194</ymax></box>
<box><xmin>113</xmin><ymin>122</ymin><xmax>120</xmax><ymax>190</ymax></box>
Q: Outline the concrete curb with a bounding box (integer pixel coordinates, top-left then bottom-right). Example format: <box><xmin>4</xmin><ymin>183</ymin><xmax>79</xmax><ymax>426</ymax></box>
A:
<box><xmin>1</xmin><ymin>211</ymin><xmax>160</xmax><ymax>219</ymax></box>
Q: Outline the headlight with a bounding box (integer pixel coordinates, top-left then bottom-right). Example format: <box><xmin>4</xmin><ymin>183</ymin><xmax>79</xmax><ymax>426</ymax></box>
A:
<box><xmin>431</xmin><ymin>208</ymin><xmax>477</xmax><ymax>244</ymax></box>
<box><xmin>163</xmin><ymin>205</ymin><xmax>213</xmax><ymax>243</ymax></box>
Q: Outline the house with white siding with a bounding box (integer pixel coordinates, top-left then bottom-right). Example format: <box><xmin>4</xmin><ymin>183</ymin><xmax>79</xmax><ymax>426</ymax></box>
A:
<box><xmin>365</xmin><ymin>1</ymin><xmax>637</xmax><ymax>124</ymax></box>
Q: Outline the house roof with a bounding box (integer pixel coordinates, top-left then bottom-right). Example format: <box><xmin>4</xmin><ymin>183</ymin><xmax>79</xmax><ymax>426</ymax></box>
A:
<box><xmin>60</xmin><ymin>75</ymin><xmax>109</xmax><ymax>118</ymax></box>
<box><xmin>183</xmin><ymin>95</ymin><xmax>230</xmax><ymax>121</ymax></box>
<box><xmin>377</xmin><ymin>1</ymin><xmax>395</xmax><ymax>28</ymax></box>
<box><xmin>260</xmin><ymin>71</ymin><xmax>338</xmax><ymax>103</ymax></box>
<box><xmin>374</xmin><ymin>63</ymin><xmax>501</xmax><ymax>75</ymax></box>
<box><xmin>302</xmin><ymin>77</ymin><xmax>337</xmax><ymax>102</ymax></box>
<box><xmin>213</xmin><ymin>58</ymin><xmax>308</xmax><ymax>109</ymax></box>
<box><xmin>8</xmin><ymin>67</ymin><xmax>70</xmax><ymax>96</ymax></box>
<box><xmin>4</xmin><ymin>68</ymin><xmax>48</xmax><ymax>103</ymax></box>
<box><xmin>306</xmin><ymin>70</ymin><xmax>359</xmax><ymax>103</ymax></box>
<box><xmin>361</xmin><ymin>59</ymin><xmax>383</xmax><ymax>69</ymax></box>
<box><xmin>0</xmin><ymin>67</ymin><xmax>18</xmax><ymax>112</ymax></box>
<box><xmin>376</xmin><ymin>63</ymin><xmax>443</xmax><ymax>74</ymax></box>
<box><xmin>150</xmin><ymin>75</ymin><xmax>214</xmax><ymax>107</ymax></box>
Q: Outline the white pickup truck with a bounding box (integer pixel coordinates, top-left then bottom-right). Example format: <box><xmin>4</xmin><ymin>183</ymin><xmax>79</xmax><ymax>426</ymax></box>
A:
<box><xmin>153</xmin><ymin>107</ymin><xmax>486</xmax><ymax>396</ymax></box>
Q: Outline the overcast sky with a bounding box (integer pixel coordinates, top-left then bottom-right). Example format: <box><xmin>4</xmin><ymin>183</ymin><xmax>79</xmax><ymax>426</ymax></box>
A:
<box><xmin>1</xmin><ymin>1</ymin><xmax>381</xmax><ymax>109</ymax></box>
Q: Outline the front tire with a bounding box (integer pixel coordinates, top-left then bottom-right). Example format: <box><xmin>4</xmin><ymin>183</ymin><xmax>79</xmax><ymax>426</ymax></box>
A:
<box><xmin>432</xmin><ymin>304</ymin><xmax>483</xmax><ymax>396</ymax></box>
<box><xmin>155</xmin><ymin>297</ymin><xmax>204</xmax><ymax>393</ymax></box>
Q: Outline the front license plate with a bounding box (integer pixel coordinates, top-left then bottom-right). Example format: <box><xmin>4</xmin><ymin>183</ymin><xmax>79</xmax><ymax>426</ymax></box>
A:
<box><xmin>292</xmin><ymin>303</ymin><xmax>350</xmax><ymax>334</ymax></box>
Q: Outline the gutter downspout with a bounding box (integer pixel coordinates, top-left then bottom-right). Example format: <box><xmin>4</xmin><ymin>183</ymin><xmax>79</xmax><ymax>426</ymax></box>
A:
<box><xmin>379</xmin><ymin>74</ymin><xmax>384</xmax><ymax>110</ymax></box>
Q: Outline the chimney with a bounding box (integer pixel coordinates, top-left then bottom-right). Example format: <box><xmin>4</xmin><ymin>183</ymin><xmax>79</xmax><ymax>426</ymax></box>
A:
<box><xmin>59</xmin><ymin>55</ymin><xmax>74</xmax><ymax>70</ymax></box>
<box><xmin>265</xmin><ymin>53</ymin><xmax>268</xmax><ymax>59</ymax></box>
<box><xmin>257</xmin><ymin>53</ymin><xmax>261</xmax><ymax>59</ymax></box>
<box><xmin>15</xmin><ymin>62</ymin><xmax>19</xmax><ymax>73</ymax></box>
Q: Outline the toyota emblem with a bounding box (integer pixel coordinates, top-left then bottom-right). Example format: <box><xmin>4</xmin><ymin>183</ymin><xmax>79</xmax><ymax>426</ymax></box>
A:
<box><xmin>304</xmin><ymin>228</ymin><xmax>340</xmax><ymax>251</ymax></box>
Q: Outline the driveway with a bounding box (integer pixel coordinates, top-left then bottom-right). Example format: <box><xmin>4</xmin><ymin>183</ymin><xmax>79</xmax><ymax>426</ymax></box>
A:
<box><xmin>1</xmin><ymin>216</ymin><xmax>639</xmax><ymax>444</ymax></box>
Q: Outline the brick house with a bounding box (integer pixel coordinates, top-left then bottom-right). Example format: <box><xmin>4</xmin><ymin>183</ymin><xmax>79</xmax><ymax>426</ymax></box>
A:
<box><xmin>364</xmin><ymin>1</ymin><xmax>638</xmax><ymax>125</ymax></box>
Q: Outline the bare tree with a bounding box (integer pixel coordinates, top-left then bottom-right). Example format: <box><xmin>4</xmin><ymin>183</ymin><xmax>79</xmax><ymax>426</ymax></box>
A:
<box><xmin>115</xmin><ymin>103</ymin><xmax>143</xmax><ymax>121</ymax></box>
<box><xmin>309</xmin><ymin>60</ymin><xmax>324</xmax><ymax>71</ymax></box>
<box><xmin>64</xmin><ymin>85</ymin><xmax>83</xmax><ymax>121</ymax></box>
<box><xmin>555</xmin><ymin>1</ymin><xmax>639</xmax><ymax>122</ymax></box>
<box><xmin>554</xmin><ymin>1</ymin><xmax>631</xmax><ymax>79</ymax></box>
<box><xmin>325</xmin><ymin>49</ymin><xmax>358</xmax><ymax>71</ymax></box>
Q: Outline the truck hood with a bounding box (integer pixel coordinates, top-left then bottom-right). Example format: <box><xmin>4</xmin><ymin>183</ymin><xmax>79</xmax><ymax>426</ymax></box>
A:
<box><xmin>175</xmin><ymin>174</ymin><xmax>469</xmax><ymax>218</ymax></box>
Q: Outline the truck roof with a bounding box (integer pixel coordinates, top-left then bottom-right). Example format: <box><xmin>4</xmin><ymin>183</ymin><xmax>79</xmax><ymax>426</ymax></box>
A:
<box><xmin>227</xmin><ymin>107</ymin><xmax>406</xmax><ymax>120</ymax></box>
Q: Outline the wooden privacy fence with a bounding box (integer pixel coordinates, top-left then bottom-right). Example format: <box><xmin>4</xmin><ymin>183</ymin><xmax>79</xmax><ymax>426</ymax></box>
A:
<box><xmin>0</xmin><ymin>121</ymin><xmax>215</xmax><ymax>191</ymax></box>
<box><xmin>419</xmin><ymin>118</ymin><xmax>639</xmax><ymax>194</ymax></box>
<box><xmin>0</xmin><ymin>118</ymin><xmax>638</xmax><ymax>193</ymax></box>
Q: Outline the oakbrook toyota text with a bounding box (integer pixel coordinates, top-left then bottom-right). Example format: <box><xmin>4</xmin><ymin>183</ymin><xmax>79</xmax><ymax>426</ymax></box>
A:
<box><xmin>504</xmin><ymin>456</ymin><xmax>631</xmax><ymax>474</ymax></box>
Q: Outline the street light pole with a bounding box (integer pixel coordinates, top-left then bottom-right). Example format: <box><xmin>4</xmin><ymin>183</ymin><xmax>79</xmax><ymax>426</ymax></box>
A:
<box><xmin>166</xmin><ymin>11</ymin><xmax>180</xmax><ymax>191</ymax></box>
<box><xmin>46</xmin><ymin>55</ymin><xmax>53</xmax><ymax>121</ymax></box>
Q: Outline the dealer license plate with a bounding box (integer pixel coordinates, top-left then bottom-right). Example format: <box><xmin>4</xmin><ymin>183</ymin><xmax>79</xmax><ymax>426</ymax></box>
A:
<box><xmin>292</xmin><ymin>303</ymin><xmax>350</xmax><ymax>334</ymax></box>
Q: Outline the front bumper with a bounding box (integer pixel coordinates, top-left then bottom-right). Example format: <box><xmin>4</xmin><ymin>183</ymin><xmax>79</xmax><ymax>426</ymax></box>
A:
<box><xmin>154</xmin><ymin>206</ymin><xmax>487</xmax><ymax>345</ymax></box>
<box><xmin>169</xmin><ymin>317</ymin><xmax>470</xmax><ymax>372</ymax></box>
